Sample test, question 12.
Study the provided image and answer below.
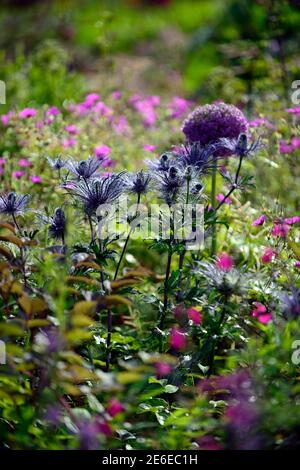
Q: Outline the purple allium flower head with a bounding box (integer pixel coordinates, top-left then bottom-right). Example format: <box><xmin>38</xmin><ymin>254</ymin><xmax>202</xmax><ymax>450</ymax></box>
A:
<box><xmin>182</xmin><ymin>103</ymin><xmax>247</xmax><ymax>155</ymax></box>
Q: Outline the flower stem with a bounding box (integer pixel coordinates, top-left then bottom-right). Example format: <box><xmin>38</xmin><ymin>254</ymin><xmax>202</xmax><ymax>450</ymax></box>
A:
<box><xmin>211</xmin><ymin>161</ymin><xmax>217</xmax><ymax>255</ymax></box>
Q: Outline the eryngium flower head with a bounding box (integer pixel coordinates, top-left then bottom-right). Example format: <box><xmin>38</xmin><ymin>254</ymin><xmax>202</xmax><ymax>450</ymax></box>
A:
<box><xmin>155</xmin><ymin>166</ymin><xmax>185</xmax><ymax>205</ymax></box>
<box><xmin>146</xmin><ymin>152</ymin><xmax>175</xmax><ymax>173</ymax></box>
<box><xmin>217</xmin><ymin>133</ymin><xmax>263</xmax><ymax>158</ymax></box>
<box><xmin>65</xmin><ymin>156</ymin><xmax>101</xmax><ymax>179</ymax></box>
<box><xmin>47</xmin><ymin>156</ymin><xmax>65</xmax><ymax>171</ymax></box>
<box><xmin>49</xmin><ymin>208</ymin><xmax>66</xmax><ymax>240</ymax></box>
<box><xmin>68</xmin><ymin>174</ymin><xmax>125</xmax><ymax>215</ymax></box>
<box><xmin>280</xmin><ymin>288</ymin><xmax>300</xmax><ymax>320</ymax></box>
<box><xmin>182</xmin><ymin>103</ymin><xmax>248</xmax><ymax>155</ymax></box>
<box><xmin>173</xmin><ymin>142</ymin><xmax>218</xmax><ymax>173</ymax></box>
<box><xmin>124</xmin><ymin>171</ymin><xmax>152</xmax><ymax>196</ymax></box>
<box><xmin>196</xmin><ymin>261</ymin><xmax>247</xmax><ymax>296</ymax></box>
<box><xmin>0</xmin><ymin>192</ymin><xmax>30</xmax><ymax>215</ymax></box>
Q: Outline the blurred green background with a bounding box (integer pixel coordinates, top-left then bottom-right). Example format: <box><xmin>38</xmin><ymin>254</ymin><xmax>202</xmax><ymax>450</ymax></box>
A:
<box><xmin>1</xmin><ymin>0</ymin><xmax>300</xmax><ymax>112</ymax></box>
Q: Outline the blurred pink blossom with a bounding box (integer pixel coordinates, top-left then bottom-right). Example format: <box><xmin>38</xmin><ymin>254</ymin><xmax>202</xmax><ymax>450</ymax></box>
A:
<box><xmin>216</xmin><ymin>252</ymin><xmax>234</xmax><ymax>271</ymax></box>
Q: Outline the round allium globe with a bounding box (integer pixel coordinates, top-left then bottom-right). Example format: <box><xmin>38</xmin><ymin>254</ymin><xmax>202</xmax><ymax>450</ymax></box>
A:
<box><xmin>182</xmin><ymin>103</ymin><xmax>248</xmax><ymax>155</ymax></box>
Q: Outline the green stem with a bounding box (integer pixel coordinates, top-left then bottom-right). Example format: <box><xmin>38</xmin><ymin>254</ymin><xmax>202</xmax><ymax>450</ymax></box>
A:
<box><xmin>211</xmin><ymin>161</ymin><xmax>217</xmax><ymax>256</ymax></box>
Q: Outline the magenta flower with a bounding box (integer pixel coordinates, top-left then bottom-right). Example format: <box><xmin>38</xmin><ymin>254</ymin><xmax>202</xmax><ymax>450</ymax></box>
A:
<box><xmin>111</xmin><ymin>115</ymin><xmax>129</xmax><ymax>135</ymax></box>
<box><xmin>170</xmin><ymin>328</ymin><xmax>187</xmax><ymax>350</ymax></box>
<box><xmin>19</xmin><ymin>107</ymin><xmax>37</xmax><ymax>119</ymax></box>
<box><xmin>286</xmin><ymin>106</ymin><xmax>300</xmax><ymax>115</ymax></box>
<box><xmin>30</xmin><ymin>175</ymin><xmax>42</xmax><ymax>184</ymax></box>
<box><xmin>94</xmin><ymin>145</ymin><xmax>111</xmax><ymax>159</ymax></box>
<box><xmin>251</xmin><ymin>302</ymin><xmax>273</xmax><ymax>324</ymax></box>
<box><xmin>85</xmin><ymin>93</ymin><xmax>100</xmax><ymax>105</ymax></box>
<box><xmin>0</xmin><ymin>157</ymin><xmax>5</xmax><ymax>166</ymax></box>
<box><xmin>62</xmin><ymin>138</ymin><xmax>77</xmax><ymax>148</ymax></box>
<box><xmin>12</xmin><ymin>170</ymin><xmax>25</xmax><ymax>179</ymax></box>
<box><xmin>284</xmin><ymin>216</ymin><xmax>300</xmax><ymax>225</ymax></box>
<box><xmin>187</xmin><ymin>307</ymin><xmax>203</xmax><ymax>325</ymax></box>
<box><xmin>1</xmin><ymin>111</ymin><xmax>14</xmax><ymax>126</ymax></box>
<box><xmin>93</xmin><ymin>101</ymin><xmax>113</xmax><ymax>117</ymax></box>
<box><xmin>65</xmin><ymin>124</ymin><xmax>80</xmax><ymax>135</ymax></box>
<box><xmin>279</xmin><ymin>140</ymin><xmax>294</xmax><ymax>154</ymax></box>
<box><xmin>252</xmin><ymin>214</ymin><xmax>266</xmax><ymax>226</ymax></box>
<box><xmin>143</xmin><ymin>144</ymin><xmax>157</xmax><ymax>152</ymax></box>
<box><xmin>271</xmin><ymin>223</ymin><xmax>290</xmax><ymax>237</ymax></box>
<box><xmin>35</xmin><ymin>120</ymin><xmax>44</xmax><ymax>129</ymax></box>
<box><xmin>197</xmin><ymin>435</ymin><xmax>222</xmax><ymax>451</ymax></box>
<box><xmin>107</xmin><ymin>399</ymin><xmax>124</xmax><ymax>417</ymax></box>
<box><xmin>155</xmin><ymin>362</ymin><xmax>172</xmax><ymax>378</ymax></box>
<box><xmin>111</xmin><ymin>90</ymin><xmax>122</xmax><ymax>100</ymax></box>
<box><xmin>261</xmin><ymin>247</ymin><xmax>276</xmax><ymax>264</ymax></box>
<box><xmin>216</xmin><ymin>252</ymin><xmax>234</xmax><ymax>271</ymax></box>
<box><xmin>18</xmin><ymin>158</ymin><xmax>31</xmax><ymax>168</ymax></box>
<box><xmin>46</xmin><ymin>106</ymin><xmax>60</xmax><ymax>117</ymax></box>
<box><xmin>182</xmin><ymin>103</ymin><xmax>247</xmax><ymax>153</ymax></box>
<box><xmin>295</xmin><ymin>261</ymin><xmax>300</xmax><ymax>269</ymax></box>
<box><xmin>168</xmin><ymin>96</ymin><xmax>191</xmax><ymax>119</ymax></box>
<box><xmin>216</xmin><ymin>193</ymin><xmax>232</xmax><ymax>204</ymax></box>
<box><xmin>248</xmin><ymin>117</ymin><xmax>273</xmax><ymax>129</ymax></box>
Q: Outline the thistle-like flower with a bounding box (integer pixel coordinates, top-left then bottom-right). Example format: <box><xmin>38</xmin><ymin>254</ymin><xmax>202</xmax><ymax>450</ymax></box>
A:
<box><xmin>47</xmin><ymin>156</ymin><xmax>65</xmax><ymax>171</ymax></box>
<box><xmin>49</xmin><ymin>208</ymin><xmax>66</xmax><ymax>241</ymax></box>
<box><xmin>174</xmin><ymin>142</ymin><xmax>218</xmax><ymax>173</ymax></box>
<box><xmin>67</xmin><ymin>173</ymin><xmax>125</xmax><ymax>215</ymax></box>
<box><xmin>195</xmin><ymin>261</ymin><xmax>248</xmax><ymax>296</ymax></box>
<box><xmin>146</xmin><ymin>153</ymin><xmax>174</xmax><ymax>173</ymax></box>
<box><xmin>0</xmin><ymin>192</ymin><xmax>30</xmax><ymax>216</ymax></box>
<box><xmin>217</xmin><ymin>134</ymin><xmax>263</xmax><ymax>158</ymax></box>
<box><xmin>123</xmin><ymin>171</ymin><xmax>152</xmax><ymax>196</ymax></box>
<box><xmin>155</xmin><ymin>166</ymin><xmax>185</xmax><ymax>205</ymax></box>
<box><xmin>65</xmin><ymin>156</ymin><xmax>102</xmax><ymax>179</ymax></box>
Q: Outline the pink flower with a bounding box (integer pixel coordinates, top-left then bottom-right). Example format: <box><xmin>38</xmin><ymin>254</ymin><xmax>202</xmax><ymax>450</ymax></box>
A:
<box><xmin>261</xmin><ymin>247</ymin><xmax>276</xmax><ymax>264</ymax></box>
<box><xmin>187</xmin><ymin>307</ymin><xmax>203</xmax><ymax>325</ymax></box>
<box><xmin>251</xmin><ymin>302</ymin><xmax>273</xmax><ymax>324</ymax></box>
<box><xmin>197</xmin><ymin>435</ymin><xmax>223</xmax><ymax>451</ymax></box>
<box><xmin>155</xmin><ymin>362</ymin><xmax>172</xmax><ymax>378</ymax></box>
<box><xmin>12</xmin><ymin>170</ymin><xmax>25</xmax><ymax>179</ymax></box>
<box><xmin>1</xmin><ymin>111</ymin><xmax>14</xmax><ymax>126</ymax></box>
<box><xmin>19</xmin><ymin>107</ymin><xmax>37</xmax><ymax>119</ymax></box>
<box><xmin>94</xmin><ymin>145</ymin><xmax>111</xmax><ymax>159</ymax></box>
<box><xmin>170</xmin><ymin>328</ymin><xmax>187</xmax><ymax>350</ymax></box>
<box><xmin>216</xmin><ymin>193</ymin><xmax>232</xmax><ymax>204</ymax></box>
<box><xmin>0</xmin><ymin>157</ymin><xmax>5</xmax><ymax>166</ymax></box>
<box><xmin>65</xmin><ymin>124</ymin><xmax>80</xmax><ymax>135</ymax></box>
<box><xmin>30</xmin><ymin>175</ymin><xmax>42</xmax><ymax>184</ymax></box>
<box><xmin>62</xmin><ymin>138</ymin><xmax>77</xmax><ymax>148</ymax></box>
<box><xmin>35</xmin><ymin>120</ymin><xmax>44</xmax><ymax>129</ymax></box>
<box><xmin>279</xmin><ymin>140</ymin><xmax>294</xmax><ymax>154</ymax></box>
<box><xmin>168</xmin><ymin>96</ymin><xmax>191</xmax><ymax>119</ymax></box>
<box><xmin>271</xmin><ymin>223</ymin><xmax>290</xmax><ymax>237</ymax></box>
<box><xmin>248</xmin><ymin>117</ymin><xmax>274</xmax><ymax>129</ymax></box>
<box><xmin>18</xmin><ymin>158</ymin><xmax>31</xmax><ymax>168</ymax></box>
<box><xmin>46</xmin><ymin>106</ymin><xmax>60</xmax><ymax>117</ymax></box>
<box><xmin>93</xmin><ymin>101</ymin><xmax>113</xmax><ymax>117</ymax></box>
<box><xmin>97</xmin><ymin>420</ymin><xmax>112</xmax><ymax>437</ymax></box>
<box><xmin>284</xmin><ymin>216</ymin><xmax>300</xmax><ymax>225</ymax></box>
<box><xmin>216</xmin><ymin>252</ymin><xmax>234</xmax><ymax>271</ymax></box>
<box><xmin>107</xmin><ymin>399</ymin><xmax>124</xmax><ymax>417</ymax></box>
<box><xmin>143</xmin><ymin>144</ymin><xmax>157</xmax><ymax>152</ymax></box>
<box><xmin>291</xmin><ymin>137</ymin><xmax>300</xmax><ymax>148</ymax></box>
<box><xmin>85</xmin><ymin>93</ymin><xmax>100</xmax><ymax>105</ymax></box>
<box><xmin>101</xmin><ymin>172</ymin><xmax>112</xmax><ymax>178</ymax></box>
<box><xmin>286</xmin><ymin>106</ymin><xmax>300</xmax><ymax>115</ymax></box>
<box><xmin>295</xmin><ymin>261</ymin><xmax>300</xmax><ymax>269</ymax></box>
<box><xmin>111</xmin><ymin>90</ymin><xmax>122</xmax><ymax>100</ymax></box>
<box><xmin>252</xmin><ymin>215</ymin><xmax>266</xmax><ymax>226</ymax></box>
<box><xmin>111</xmin><ymin>115</ymin><xmax>129</xmax><ymax>135</ymax></box>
